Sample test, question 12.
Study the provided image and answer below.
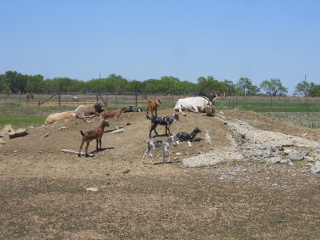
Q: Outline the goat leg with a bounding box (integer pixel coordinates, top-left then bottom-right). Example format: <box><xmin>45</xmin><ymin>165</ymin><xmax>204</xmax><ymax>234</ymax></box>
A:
<box><xmin>85</xmin><ymin>142</ymin><xmax>90</xmax><ymax>157</ymax></box>
<box><xmin>142</xmin><ymin>151</ymin><xmax>148</xmax><ymax>164</ymax></box>
<box><xmin>79</xmin><ymin>140</ymin><xmax>85</xmax><ymax>157</ymax></box>
<box><xmin>115</xmin><ymin>119</ymin><xmax>119</xmax><ymax>129</ymax></box>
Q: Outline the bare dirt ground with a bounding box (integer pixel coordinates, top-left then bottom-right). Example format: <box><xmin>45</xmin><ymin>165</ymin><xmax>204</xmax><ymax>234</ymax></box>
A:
<box><xmin>1</xmin><ymin>109</ymin><xmax>320</xmax><ymax>239</ymax></box>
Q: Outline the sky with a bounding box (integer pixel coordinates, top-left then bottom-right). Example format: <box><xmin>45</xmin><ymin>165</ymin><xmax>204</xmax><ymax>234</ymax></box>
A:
<box><xmin>1</xmin><ymin>0</ymin><xmax>320</xmax><ymax>95</ymax></box>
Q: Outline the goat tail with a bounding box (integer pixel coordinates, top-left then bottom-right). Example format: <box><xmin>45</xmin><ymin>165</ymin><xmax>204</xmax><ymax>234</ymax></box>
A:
<box><xmin>80</xmin><ymin>130</ymin><xmax>85</xmax><ymax>137</ymax></box>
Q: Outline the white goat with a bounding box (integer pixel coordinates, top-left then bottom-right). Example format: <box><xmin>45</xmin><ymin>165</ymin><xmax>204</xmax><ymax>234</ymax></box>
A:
<box><xmin>174</xmin><ymin>97</ymin><xmax>213</xmax><ymax>116</ymax></box>
<box><xmin>142</xmin><ymin>135</ymin><xmax>179</xmax><ymax>165</ymax></box>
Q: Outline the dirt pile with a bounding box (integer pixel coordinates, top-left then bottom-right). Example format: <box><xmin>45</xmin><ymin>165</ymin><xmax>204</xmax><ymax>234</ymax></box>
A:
<box><xmin>0</xmin><ymin>109</ymin><xmax>319</xmax><ymax>177</ymax></box>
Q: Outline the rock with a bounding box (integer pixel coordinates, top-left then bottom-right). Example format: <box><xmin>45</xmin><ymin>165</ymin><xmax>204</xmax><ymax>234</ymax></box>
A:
<box><xmin>85</xmin><ymin>187</ymin><xmax>99</xmax><ymax>192</ymax></box>
<box><xmin>288</xmin><ymin>151</ymin><xmax>304</xmax><ymax>161</ymax></box>
<box><xmin>112</xmin><ymin>128</ymin><xmax>124</xmax><ymax>134</ymax></box>
<box><xmin>8</xmin><ymin>128</ymin><xmax>29</xmax><ymax>139</ymax></box>
<box><xmin>310</xmin><ymin>161</ymin><xmax>320</xmax><ymax>174</ymax></box>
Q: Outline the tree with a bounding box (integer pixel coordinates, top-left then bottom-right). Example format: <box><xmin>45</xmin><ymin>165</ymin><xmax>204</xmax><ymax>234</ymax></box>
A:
<box><xmin>4</xmin><ymin>71</ymin><xmax>28</xmax><ymax>93</ymax></box>
<box><xmin>2</xmin><ymin>83</ymin><xmax>12</xmax><ymax>96</ymax></box>
<box><xmin>260</xmin><ymin>78</ymin><xmax>288</xmax><ymax>96</ymax></box>
<box><xmin>159</xmin><ymin>76</ymin><xmax>180</xmax><ymax>94</ymax></box>
<box><xmin>197</xmin><ymin>76</ymin><xmax>223</xmax><ymax>93</ymax></box>
<box><xmin>26</xmin><ymin>75</ymin><xmax>44</xmax><ymax>93</ymax></box>
<box><xmin>294</xmin><ymin>81</ymin><xmax>320</xmax><ymax>97</ymax></box>
<box><xmin>309</xmin><ymin>82</ymin><xmax>320</xmax><ymax>97</ymax></box>
<box><xmin>236</xmin><ymin>78</ymin><xmax>260</xmax><ymax>95</ymax></box>
<box><xmin>126</xmin><ymin>80</ymin><xmax>143</xmax><ymax>94</ymax></box>
<box><xmin>223</xmin><ymin>79</ymin><xmax>236</xmax><ymax>96</ymax></box>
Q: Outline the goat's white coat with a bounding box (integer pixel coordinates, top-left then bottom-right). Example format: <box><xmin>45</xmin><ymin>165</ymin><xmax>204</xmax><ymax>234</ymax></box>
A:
<box><xmin>174</xmin><ymin>97</ymin><xmax>213</xmax><ymax>115</ymax></box>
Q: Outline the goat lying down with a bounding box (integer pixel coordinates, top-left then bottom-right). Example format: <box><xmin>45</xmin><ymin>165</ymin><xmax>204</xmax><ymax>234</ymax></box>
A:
<box><xmin>147</xmin><ymin>113</ymin><xmax>179</xmax><ymax>138</ymax></box>
<box><xmin>74</xmin><ymin>103</ymin><xmax>104</xmax><ymax>122</ymax></box>
<box><xmin>174</xmin><ymin>97</ymin><xmax>213</xmax><ymax>116</ymax></box>
<box><xmin>176</xmin><ymin>127</ymin><xmax>201</xmax><ymax>147</ymax></box>
<box><xmin>99</xmin><ymin>106</ymin><xmax>126</xmax><ymax>130</ymax></box>
<box><xmin>45</xmin><ymin>111</ymin><xmax>76</xmax><ymax>125</ymax></box>
<box><xmin>78</xmin><ymin>119</ymin><xmax>110</xmax><ymax>157</ymax></box>
<box><xmin>142</xmin><ymin>134</ymin><xmax>179</xmax><ymax>165</ymax></box>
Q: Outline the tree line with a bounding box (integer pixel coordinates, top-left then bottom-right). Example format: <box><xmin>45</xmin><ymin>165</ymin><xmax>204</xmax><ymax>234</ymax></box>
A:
<box><xmin>0</xmin><ymin>70</ymin><xmax>319</xmax><ymax>97</ymax></box>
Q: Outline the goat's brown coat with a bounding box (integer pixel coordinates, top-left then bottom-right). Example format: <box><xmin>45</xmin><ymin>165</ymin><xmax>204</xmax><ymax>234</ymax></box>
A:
<box><xmin>145</xmin><ymin>97</ymin><xmax>162</xmax><ymax>117</ymax></box>
<box><xmin>78</xmin><ymin>119</ymin><xmax>110</xmax><ymax>157</ymax></box>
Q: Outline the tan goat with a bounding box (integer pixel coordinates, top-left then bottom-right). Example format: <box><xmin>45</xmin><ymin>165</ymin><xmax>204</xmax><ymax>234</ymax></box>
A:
<box><xmin>99</xmin><ymin>106</ymin><xmax>127</xmax><ymax>130</ymax></box>
<box><xmin>44</xmin><ymin>111</ymin><xmax>76</xmax><ymax>125</ymax></box>
<box><xmin>144</xmin><ymin>96</ymin><xmax>162</xmax><ymax>117</ymax></box>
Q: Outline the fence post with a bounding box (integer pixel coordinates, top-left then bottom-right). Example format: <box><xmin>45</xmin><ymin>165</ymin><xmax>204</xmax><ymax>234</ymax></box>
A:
<box><xmin>135</xmin><ymin>93</ymin><xmax>138</xmax><ymax>107</ymax></box>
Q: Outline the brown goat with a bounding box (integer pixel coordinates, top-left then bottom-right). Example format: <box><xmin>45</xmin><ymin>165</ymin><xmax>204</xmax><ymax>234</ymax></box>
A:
<box><xmin>99</xmin><ymin>106</ymin><xmax>127</xmax><ymax>130</ymax></box>
<box><xmin>78</xmin><ymin>119</ymin><xmax>110</xmax><ymax>157</ymax></box>
<box><xmin>144</xmin><ymin>96</ymin><xmax>162</xmax><ymax>117</ymax></box>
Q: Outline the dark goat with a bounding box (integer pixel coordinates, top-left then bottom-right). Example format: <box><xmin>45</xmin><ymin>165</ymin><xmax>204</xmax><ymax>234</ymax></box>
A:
<box><xmin>176</xmin><ymin>127</ymin><xmax>202</xmax><ymax>147</ymax></box>
<box><xmin>147</xmin><ymin>113</ymin><xmax>179</xmax><ymax>138</ymax></box>
<box><xmin>199</xmin><ymin>91</ymin><xmax>221</xmax><ymax>104</ymax></box>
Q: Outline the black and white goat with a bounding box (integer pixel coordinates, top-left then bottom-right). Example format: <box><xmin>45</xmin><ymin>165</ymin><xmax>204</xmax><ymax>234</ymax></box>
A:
<box><xmin>147</xmin><ymin>113</ymin><xmax>179</xmax><ymax>138</ymax></box>
<box><xmin>176</xmin><ymin>127</ymin><xmax>202</xmax><ymax>147</ymax></box>
<box><xmin>142</xmin><ymin>134</ymin><xmax>179</xmax><ymax>165</ymax></box>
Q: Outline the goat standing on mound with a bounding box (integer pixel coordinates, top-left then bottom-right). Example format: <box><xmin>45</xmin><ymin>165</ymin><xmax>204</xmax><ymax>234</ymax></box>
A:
<box><xmin>147</xmin><ymin>113</ymin><xmax>179</xmax><ymax>138</ymax></box>
<box><xmin>142</xmin><ymin>134</ymin><xmax>179</xmax><ymax>165</ymax></box>
<box><xmin>176</xmin><ymin>127</ymin><xmax>201</xmax><ymax>147</ymax></box>
<box><xmin>144</xmin><ymin>96</ymin><xmax>162</xmax><ymax>117</ymax></box>
<box><xmin>78</xmin><ymin>119</ymin><xmax>110</xmax><ymax>157</ymax></box>
<box><xmin>99</xmin><ymin>106</ymin><xmax>126</xmax><ymax>130</ymax></box>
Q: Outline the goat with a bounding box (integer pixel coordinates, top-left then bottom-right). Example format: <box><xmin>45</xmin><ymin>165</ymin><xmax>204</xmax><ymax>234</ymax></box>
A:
<box><xmin>147</xmin><ymin>113</ymin><xmax>179</xmax><ymax>138</ymax></box>
<box><xmin>74</xmin><ymin>103</ymin><xmax>104</xmax><ymax>122</ymax></box>
<box><xmin>144</xmin><ymin>96</ymin><xmax>162</xmax><ymax>117</ymax></box>
<box><xmin>142</xmin><ymin>134</ymin><xmax>179</xmax><ymax>165</ymax></box>
<box><xmin>45</xmin><ymin>111</ymin><xmax>76</xmax><ymax>124</ymax></box>
<box><xmin>176</xmin><ymin>127</ymin><xmax>202</xmax><ymax>147</ymax></box>
<box><xmin>78</xmin><ymin>119</ymin><xmax>110</xmax><ymax>157</ymax></box>
<box><xmin>174</xmin><ymin>97</ymin><xmax>213</xmax><ymax>116</ymax></box>
<box><xmin>99</xmin><ymin>106</ymin><xmax>126</xmax><ymax>130</ymax></box>
<box><xmin>199</xmin><ymin>91</ymin><xmax>221</xmax><ymax>104</ymax></box>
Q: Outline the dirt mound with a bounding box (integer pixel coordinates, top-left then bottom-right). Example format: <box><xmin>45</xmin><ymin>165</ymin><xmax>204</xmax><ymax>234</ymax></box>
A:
<box><xmin>1</xmin><ymin>109</ymin><xmax>319</xmax><ymax>179</ymax></box>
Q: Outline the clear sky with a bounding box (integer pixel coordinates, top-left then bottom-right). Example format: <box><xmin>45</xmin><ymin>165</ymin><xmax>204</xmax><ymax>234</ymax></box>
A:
<box><xmin>1</xmin><ymin>0</ymin><xmax>319</xmax><ymax>95</ymax></box>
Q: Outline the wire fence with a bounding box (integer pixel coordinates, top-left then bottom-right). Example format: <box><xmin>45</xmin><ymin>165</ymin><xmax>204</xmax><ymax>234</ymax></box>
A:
<box><xmin>1</xmin><ymin>93</ymin><xmax>319</xmax><ymax>128</ymax></box>
<box><xmin>1</xmin><ymin>92</ymin><xmax>320</xmax><ymax>109</ymax></box>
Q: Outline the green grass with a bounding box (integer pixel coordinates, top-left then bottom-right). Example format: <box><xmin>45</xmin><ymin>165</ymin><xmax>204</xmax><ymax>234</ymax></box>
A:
<box><xmin>0</xmin><ymin>105</ymin><xmax>75</xmax><ymax>129</ymax></box>
<box><xmin>216</xmin><ymin>100</ymin><xmax>320</xmax><ymax>112</ymax></box>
